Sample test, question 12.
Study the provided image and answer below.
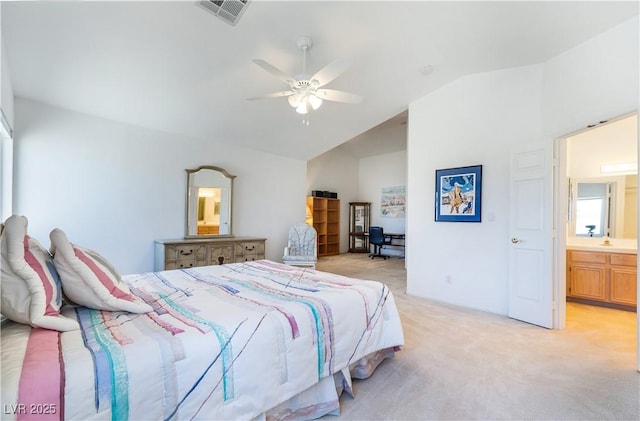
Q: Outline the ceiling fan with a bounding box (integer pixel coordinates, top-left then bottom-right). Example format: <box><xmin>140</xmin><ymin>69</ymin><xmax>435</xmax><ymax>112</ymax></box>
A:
<box><xmin>248</xmin><ymin>36</ymin><xmax>362</xmax><ymax>124</ymax></box>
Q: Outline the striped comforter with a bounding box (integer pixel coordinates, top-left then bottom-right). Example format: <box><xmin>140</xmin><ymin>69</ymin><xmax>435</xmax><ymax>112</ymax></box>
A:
<box><xmin>1</xmin><ymin>260</ymin><xmax>404</xmax><ymax>420</ymax></box>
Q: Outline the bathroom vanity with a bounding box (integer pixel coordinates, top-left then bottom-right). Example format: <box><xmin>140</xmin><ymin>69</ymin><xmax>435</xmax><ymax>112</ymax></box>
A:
<box><xmin>566</xmin><ymin>238</ymin><xmax>637</xmax><ymax>311</ymax></box>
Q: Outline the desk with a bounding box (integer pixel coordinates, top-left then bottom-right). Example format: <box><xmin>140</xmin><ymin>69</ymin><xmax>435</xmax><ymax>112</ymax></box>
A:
<box><xmin>384</xmin><ymin>233</ymin><xmax>405</xmax><ymax>242</ymax></box>
<box><xmin>383</xmin><ymin>233</ymin><xmax>405</xmax><ymax>257</ymax></box>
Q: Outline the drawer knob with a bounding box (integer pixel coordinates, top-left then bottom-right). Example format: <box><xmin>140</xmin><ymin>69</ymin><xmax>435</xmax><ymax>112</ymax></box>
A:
<box><xmin>180</xmin><ymin>249</ymin><xmax>193</xmax><ymax>255</ymax></box>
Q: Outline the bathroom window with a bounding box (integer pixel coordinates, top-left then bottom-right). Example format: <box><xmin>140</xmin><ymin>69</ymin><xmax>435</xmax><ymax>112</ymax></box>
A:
<box><xmin>575</xmin><ymin>197</ymin><xmax>605</xmax><ymax>236</ymax></box>
<box><xmin>574</xmin><ymin>182</ymin><xmax>611</xmax><ymax>237</ymax></box>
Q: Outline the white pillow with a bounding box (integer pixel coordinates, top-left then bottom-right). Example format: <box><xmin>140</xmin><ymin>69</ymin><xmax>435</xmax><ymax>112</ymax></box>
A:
<box><xmin>0</xmin><ymin>215</ymin><xmax>79</xmax><ymax>331</ymax></box>
<box><xmin>50</xmin><ymin>228</ymin><xmax>152</xmax><ymax>313</ymax></box>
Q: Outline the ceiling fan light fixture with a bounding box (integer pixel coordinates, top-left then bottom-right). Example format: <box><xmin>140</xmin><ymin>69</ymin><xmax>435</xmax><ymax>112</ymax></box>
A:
<box><xmin>288</xmin><ymin>94</ymin><xmax>301</xmax><ymax>107</ymax></box>
<box><xmin>296</xmin><ymin>101</ymin><xmax>309</xmax><ymax>114</ymax></box>
<box><xmin>249</xmin><ymin>35</ymin><xmax>361</xmax><ymax>123</ymax></box>
<box><xmin>309</xmin><ymin>94</ymin><xmax>323</xmax><ymax>110</ymax></box>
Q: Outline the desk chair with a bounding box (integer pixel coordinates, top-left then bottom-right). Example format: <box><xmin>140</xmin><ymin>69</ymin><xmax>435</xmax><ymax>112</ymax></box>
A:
<box><xmin>369</xmin><ymin>226</ymin><xmax>391</xmax><ymax>259</ymax></box>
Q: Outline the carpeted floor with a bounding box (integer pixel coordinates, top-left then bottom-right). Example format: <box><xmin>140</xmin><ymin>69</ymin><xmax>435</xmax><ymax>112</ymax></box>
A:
<box><xmin>316</xmin><ymin>253</ymin><xmax>639</xmax><ymax>421</ymax></box>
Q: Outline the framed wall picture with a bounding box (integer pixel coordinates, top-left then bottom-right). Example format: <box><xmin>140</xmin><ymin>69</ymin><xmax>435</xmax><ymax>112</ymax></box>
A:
<box><xmin>380</xmin><ymin>185</ymin><xmax>406</xmax><ymax>218</ymax></box>
<box><xmin>435</xmin><ymin>165</ymin><xmax>482</xmax><ymax>222</ymax></box>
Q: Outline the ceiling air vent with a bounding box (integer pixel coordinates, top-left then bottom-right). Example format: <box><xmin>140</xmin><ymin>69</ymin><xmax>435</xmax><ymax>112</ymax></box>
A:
<box><xmin>199</xmin><ymin>0</ymin><xmax>249</xmax><ymax>26</ymax></box>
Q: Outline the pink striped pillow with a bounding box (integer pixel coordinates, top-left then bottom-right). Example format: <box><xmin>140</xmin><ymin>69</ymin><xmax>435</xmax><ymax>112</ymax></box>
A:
<box><xmin>50</xmin><ymin>228</ymin><xmax>152</xmax><ymax>313</ymax></box>
<box><xmin>0</xmin><ymin>215</ymin><xmax>79</xmax><ymax>331</ymax></box>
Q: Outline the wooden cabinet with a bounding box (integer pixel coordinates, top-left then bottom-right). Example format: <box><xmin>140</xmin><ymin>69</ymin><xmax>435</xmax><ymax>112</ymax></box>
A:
<box><xmin>567</xmin><ymin>250</ymin><xmax>637</xmax><ymax>310</ymax></box>
<box><xmin>155</xmin><ymin>237</ymin><xmax>266</xmax><ymax>271</ymax></box>
<box><xmin>609</xmin><ymin>253</ymin><xmax>638</xmax><ymax>306</ymax></box>
<box><xmin>349</xmin><ymin>202</ymin><xmax>370</xmax><ymax>253</ymax></box>
<box><xmin>307</xmin><ymin>196</ymin><xmax>340</xmax><ymax>257</ymax></box>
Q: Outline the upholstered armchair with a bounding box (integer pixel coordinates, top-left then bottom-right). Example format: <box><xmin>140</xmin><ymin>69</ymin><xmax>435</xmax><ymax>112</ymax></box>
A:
<box><xmin>283</xmin><ymin>224</ymin><xmax>318</xmax><ymax>269</ymax></box>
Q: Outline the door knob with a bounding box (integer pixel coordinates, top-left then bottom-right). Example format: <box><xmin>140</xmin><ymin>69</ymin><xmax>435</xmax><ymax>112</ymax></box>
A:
<box><xmin>511</xmin><ymin>237</ymin><xmax>522</xmax><ymax>244</ymax></box>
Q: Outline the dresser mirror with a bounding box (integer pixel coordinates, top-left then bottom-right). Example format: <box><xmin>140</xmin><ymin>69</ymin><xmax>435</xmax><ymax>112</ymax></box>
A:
<box><xmin>186</xmin><ymin>166</ymin><xmax>236</xmax><ymax>238</ymax></box>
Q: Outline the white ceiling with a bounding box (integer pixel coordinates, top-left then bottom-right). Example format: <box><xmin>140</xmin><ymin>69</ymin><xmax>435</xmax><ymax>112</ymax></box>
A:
<box><xmin>2</xmin><ymin>1</ymin><xmax>638</xmax><ymax>161</ymax></box>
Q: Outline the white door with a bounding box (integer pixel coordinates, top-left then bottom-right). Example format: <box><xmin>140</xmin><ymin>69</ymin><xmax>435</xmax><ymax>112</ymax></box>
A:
<box><xmin>219</xmin><ymin>187</ymin><xmax>231</xmax><ymax>235</ymax></box>
<box><xmin>508</xmin><ymin>142</ymin><xmax>554</xmax><ymax>328</ymax></box>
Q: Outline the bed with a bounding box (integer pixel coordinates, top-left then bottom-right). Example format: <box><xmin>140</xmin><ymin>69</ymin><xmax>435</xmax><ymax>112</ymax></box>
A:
<box><xmin>1</xmin><ymin>259</ymin><xmax>404</xmax><ymax>420</ymax></box>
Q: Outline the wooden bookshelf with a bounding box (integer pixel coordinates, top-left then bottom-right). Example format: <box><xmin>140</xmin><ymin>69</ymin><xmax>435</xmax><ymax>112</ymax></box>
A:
<box><xmin>307</xmin><ymin>196</ymin><xmax>340</xmax><ymax>256</ymax></box>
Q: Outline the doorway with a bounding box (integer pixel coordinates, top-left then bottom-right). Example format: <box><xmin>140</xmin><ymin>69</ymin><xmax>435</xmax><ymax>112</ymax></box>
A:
<box><xmin>554</xmin><ymin>112</ymin><xmax>638</xmax><ymax>370</ymax></box>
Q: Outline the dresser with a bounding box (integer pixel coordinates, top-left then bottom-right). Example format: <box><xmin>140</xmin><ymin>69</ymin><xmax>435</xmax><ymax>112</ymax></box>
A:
<box><xmin>154</xmin><ymin>237</ymin><xmax>266</xmax><ymax>271</ymax></box>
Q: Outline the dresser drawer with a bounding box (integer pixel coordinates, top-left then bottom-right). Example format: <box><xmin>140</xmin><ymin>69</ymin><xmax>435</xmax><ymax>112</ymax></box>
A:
<box><xmin>170</xmin><ymin>260</ymin><xmax>199</xmax><ymax>269</ymax></box>
<box><xmin>234</xmin><ymin>241</ymin><xmax>265</xmax><ymax>263</ymax></box>
<box><xmin>165</xmin><ymin>244</ymin><xmax>207</xmax><ymax>264</ymax></box>
<box><xmin>210</xmin><ymin>244</ymin><xmax>233</xmax><ymax>265</ymax></box>
<box><xmin>234</xmin><ymin>254</ymin><xmax>264</xmax><ymax>263</ymax></box>
<box><xmin>235</xmin><ymin>242</ymin><xmax>265</xmax><ymax>256</ymax></box>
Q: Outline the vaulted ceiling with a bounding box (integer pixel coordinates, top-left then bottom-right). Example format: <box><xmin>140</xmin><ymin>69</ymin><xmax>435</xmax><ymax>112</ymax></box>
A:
<box><xmin>2</xmin><ymin>1</ymin><xmax>638</xmax><ymax>160</ymax></box>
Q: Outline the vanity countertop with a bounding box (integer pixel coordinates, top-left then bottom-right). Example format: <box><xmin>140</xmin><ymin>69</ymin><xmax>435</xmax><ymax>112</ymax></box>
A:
<box><xmin>566</xmin><ymin>237</ymin><xmax>637</xmax><ymax>254</ymax></box>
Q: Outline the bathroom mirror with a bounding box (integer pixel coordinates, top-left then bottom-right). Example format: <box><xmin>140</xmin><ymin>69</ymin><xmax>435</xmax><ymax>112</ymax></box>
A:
<box><xmin>569</xmin><ymin>175</ymin><xmax>637</xmax><ymax>239</ymax></box>
<box><xmin>185</xmin><ymin>166</ymin><xmax>236</xmax><ymax>238</ymax></box>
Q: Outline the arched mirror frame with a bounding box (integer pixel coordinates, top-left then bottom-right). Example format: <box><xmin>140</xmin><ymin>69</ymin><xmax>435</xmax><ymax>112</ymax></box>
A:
<box><xmin>185</xmin><ymin>165</ymin><xmax>236</xmax><ymax>238</ymax></box>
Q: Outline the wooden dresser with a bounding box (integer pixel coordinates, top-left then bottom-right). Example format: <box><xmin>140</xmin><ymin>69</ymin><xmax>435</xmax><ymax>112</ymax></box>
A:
<box><xmin>154</xmin><ymin>237</ymin><xmax>266</xmax><ymax>271</ymax></box>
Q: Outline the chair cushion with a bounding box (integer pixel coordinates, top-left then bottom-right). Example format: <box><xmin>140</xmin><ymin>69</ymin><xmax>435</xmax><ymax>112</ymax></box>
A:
<box><xmin>49</xmin><ymin>228</ymin><xmax>152</xmax><ymax>313</ymax></box>
<box><xmin>0</xmin><ymin>215</ymin><xmax>79</xmax><ymax>331</ymax></box>
<box><xmin>283</xmin><ymin>255</ymin><xmax>318</xmax><ymax>262</ymax></box>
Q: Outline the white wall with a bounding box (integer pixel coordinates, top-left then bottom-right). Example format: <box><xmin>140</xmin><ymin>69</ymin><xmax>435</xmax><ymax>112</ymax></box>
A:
<box><xmin>307</xmin><ymin>147</ymin><xmax>359</xmax><ymax>253</ymax></box>
<box><xmin>13</xmin><ymin>99</ymin><xmax>307</xmax><ymax>274</ymax></box>
<box><xmin>359</xmin><ymin>150</ymin><xmax>407</xmax><ymax>256</ymax></box>
<box><xmin>407</xmin><ymin>65</ymin><xmax>544</xmax><ymax>314</ymax></box>
<box><xmin>0</xmin><ymin>11</ymin><xmax>14</xmax><ymax>222</ymax></box>
<box><xmin>406</xmin><ymin>16</ymin><xmax>639</xmax><ymax>315</ymax></box>
<box><xmin>567</xmin><ymin>115</ymin><xmax>637</xmax><ymax>179</ymax></box>
<box><xmin>541</xmin><ymin>16</ymin><xmax>639</xmax><ymax>138</ymax></box>
<box><xmin>1</xmin><ymin>5</ymin><xmax>15</xmax><ymax>130</ymax></box>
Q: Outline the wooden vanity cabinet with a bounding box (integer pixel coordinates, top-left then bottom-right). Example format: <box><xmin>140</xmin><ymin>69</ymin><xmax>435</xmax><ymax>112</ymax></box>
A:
<box><xmin>566</xmin><ymin>251</ymin><xmax>607</xmax><ymax>301</ymax></box>
<box><xmin>155</xmin><ymin>237</ymin><xmax>266</xmax><ymax>271</ymax></box>
<box><xmin>566</xmin><ymin>250</ymin><xmax>637</xmax><ymax>310</ymax></box>
<box><xmin>609</xmin><ymin>253</ymin><xmax>637</xmax><ymax>306</ymax></box>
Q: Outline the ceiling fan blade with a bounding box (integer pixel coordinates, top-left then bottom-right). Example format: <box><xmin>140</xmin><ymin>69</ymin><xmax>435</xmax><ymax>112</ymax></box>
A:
<box><xmin>315</xmin><ymin>89</ymin><xmax>362</xmax><ymax>104</ymax></box>
<box><xmin>310</xmin><ymin>57</ymin><xmax>351</xmax><ymax>87</ymax></box>
<box><xmin>247</xmin><ymin>90</ymin><xmax>294</xmax><ymax>101</ymax></box>
<box><xmin>252</xmin><ymin>59</ymin><xmax>296</xmax><ymax>85</ymax></box>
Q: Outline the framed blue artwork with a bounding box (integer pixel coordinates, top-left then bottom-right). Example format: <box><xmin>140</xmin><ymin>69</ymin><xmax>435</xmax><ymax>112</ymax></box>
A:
<box><xmin>435</xmin><ymin>165</ymin><xmax>482</xmax><ymax>222</ymax></box>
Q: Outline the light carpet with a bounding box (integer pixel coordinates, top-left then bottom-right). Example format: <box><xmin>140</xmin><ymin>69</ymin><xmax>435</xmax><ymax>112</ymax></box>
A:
<box><xmin>316</xmin><ymin>253</ymin><xmax>639</xmax><ymax>421</ymax></box>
